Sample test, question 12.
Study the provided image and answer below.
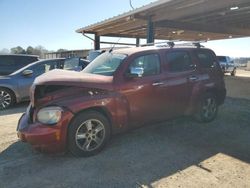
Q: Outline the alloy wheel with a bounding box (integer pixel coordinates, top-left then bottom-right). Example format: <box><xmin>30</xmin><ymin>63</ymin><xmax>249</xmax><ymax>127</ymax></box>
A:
<box><xmin>202</xmin><ymin>97</ymin><xmax>217</xmax><ymax>119</ymax></box>
<box><xmin>0</xmin><ymin>90</ymin><xmax>12</xmax><ymax>109</ymax></box>
<box><xmin>75</xmin><ymin>119</ymin><xmax>105</xmax><ymax>151</ymax></box>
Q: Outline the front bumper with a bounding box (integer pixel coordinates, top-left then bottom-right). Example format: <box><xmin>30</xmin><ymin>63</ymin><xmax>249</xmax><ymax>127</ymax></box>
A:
<box><xmin>17</xmin><ymin>107</ymin><xmax>74</xmax><ymax>153</ymax></box>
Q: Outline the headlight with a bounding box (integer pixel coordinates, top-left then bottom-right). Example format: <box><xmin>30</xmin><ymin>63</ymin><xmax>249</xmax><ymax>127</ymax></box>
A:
<box><xmin>37</xmin><ymin>106</ymin><xmax>63</xmax><ymax>125</ymax></box>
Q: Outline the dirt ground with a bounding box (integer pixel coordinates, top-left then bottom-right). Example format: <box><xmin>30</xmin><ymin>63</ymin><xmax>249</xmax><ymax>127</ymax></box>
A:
<box><xmin>0</xmin><ymin>69</ymin><xmax>250</xmax><ymax>188</ymax></box>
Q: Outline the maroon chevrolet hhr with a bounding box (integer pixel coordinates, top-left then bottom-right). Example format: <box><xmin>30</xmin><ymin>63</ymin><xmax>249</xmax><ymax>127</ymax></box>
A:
<box><xmin>17</xmin><ymin>44</ymin><xmax>226</xmax><ymax>157</ymax></box>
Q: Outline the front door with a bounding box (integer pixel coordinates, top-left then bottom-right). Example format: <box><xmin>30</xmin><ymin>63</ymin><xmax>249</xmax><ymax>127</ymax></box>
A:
<box><xmin>118</xmin><ymin>53</ymin><xmax>167</xmax><ymax>127</ymax></box>
<box><xmin>17</xmin><ymin>60</ymin><xmax>59</xmax><ymax>100</ymax></box>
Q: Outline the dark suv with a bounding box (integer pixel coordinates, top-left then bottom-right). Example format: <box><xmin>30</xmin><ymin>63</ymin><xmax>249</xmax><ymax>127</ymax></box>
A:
<box><xmin>17</xmin><ymin>43</ymin><xmax>226</xmax><ymax>157</ymax></box>
<box><xmin>0</xmin><ymin>54</ymin><xmax>39</xmax><ymax>75</ymax></box>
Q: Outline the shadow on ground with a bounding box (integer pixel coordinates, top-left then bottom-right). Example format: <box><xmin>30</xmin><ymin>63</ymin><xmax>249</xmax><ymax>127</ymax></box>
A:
<box><xmin>0</xmin><ymin>102</ymin><xmax>29</xmax><ymax>117</ymax></box>
<box><xmin>0</xmin><ymin>97</ymin><xmax>249</xmax><ymax>188</ymax></box>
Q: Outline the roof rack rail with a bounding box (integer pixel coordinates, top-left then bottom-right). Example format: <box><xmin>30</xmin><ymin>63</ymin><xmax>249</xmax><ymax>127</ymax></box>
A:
<box><xmin>140</xmin><ymin>40</ymin><xmax>206</xmax><ymax>48</ymax></box>
<box><xmin>140</xmin><ymin>40</ymin><xmax>180</xmax><ymax>47</ymax></box>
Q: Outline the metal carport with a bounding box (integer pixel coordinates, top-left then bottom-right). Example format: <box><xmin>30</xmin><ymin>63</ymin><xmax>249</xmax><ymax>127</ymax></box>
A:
<box><xmin>76</xmin><ymin>0</ymin><xmax>250</xmax><ymax>49</ymax></box>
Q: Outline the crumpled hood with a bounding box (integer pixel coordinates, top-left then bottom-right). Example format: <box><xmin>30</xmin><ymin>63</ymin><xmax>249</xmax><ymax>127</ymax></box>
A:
<box><xmin>34</xmin><ymin>69</ymin><xmax>114</xmax><ymax>90</ymax></box>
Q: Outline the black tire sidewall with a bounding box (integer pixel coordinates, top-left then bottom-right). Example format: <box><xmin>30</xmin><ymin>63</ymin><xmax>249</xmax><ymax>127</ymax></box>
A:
<box><xmin>195</xmin><ymin>93</ymin><xmax>218</xmax><ymax>123</ymax></box>
<box><xmin>231</xmin><ymin>68</ymin><xmax>236</xmax><ymax>76</ymax></box>
<box><xmin>67</xmin><ymin>111</ymin><xmax>111</xmax><ymax>157</ymax></box>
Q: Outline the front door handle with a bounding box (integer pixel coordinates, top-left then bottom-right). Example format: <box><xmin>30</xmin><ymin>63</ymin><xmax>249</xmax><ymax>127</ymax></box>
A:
<box><xmin>188</xmin><ymin>75</ymin><xmax>198</xmax><ymax>81</ymax></box>
<box><xmin>152</xmin><ymin>82</ymin><xmax>164</xmax><ymax>86</ymax></box>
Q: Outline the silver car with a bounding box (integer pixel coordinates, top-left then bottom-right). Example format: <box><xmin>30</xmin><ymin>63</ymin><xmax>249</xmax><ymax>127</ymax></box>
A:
<box><xmin>0</xmin><ymin>58</ymin><xmax>89</xmax><ymax>110</ymax></box>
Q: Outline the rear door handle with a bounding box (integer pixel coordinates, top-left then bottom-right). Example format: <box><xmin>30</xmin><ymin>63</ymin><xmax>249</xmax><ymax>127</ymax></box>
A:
<box><xmin>152</xmin><ymin>82</ymin><xmax>164</xmax><ymax>86</ymax></box>
<box><xmin>188</xmin><ymin>75</ymin><xmax>198</xmax><ymax>81</ymax></box>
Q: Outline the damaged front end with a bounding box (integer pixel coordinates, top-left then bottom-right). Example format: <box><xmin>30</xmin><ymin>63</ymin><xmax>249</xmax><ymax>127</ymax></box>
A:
<box><xmin>17</xmin><ymin>82</ymin><xmax>115</xmax><ymax>153</ymax></box>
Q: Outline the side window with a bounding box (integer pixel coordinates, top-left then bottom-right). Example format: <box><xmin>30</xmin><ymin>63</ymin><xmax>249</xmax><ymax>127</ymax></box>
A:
<box><xmin>195</xmin><ymin>51</ymin><xmax>214</xmax><ymax>69</ymax></box>
<box><xmin>129</xmin><ymin>54</ymin><xmax>160</xmax><ymax>77</ymax></box>
<box><xmin>0</xmin><ymin>56</ymin><xmax>16</xmax><ymax>66</ymax></box>
<box><xmin>166</xmin><ymin>51</ymin><xmax>193</xmax><ymax>72</ymax></box>
<box><xmin>64</xmin><ymin>58</ymin><xmax>80</xmax><ymax>71</ymax></box>
<box><xmin>34</xmin><ymin>64</ymin><xmax>46</xmax><ymax>76</ymax></box>
<box><xmin>32</xmin><ymin>61</ymin><xmax>58</xmax><ymax>76</ymax></box>
<box><xmin>14</xmin><ymin>56</ymin><xmax>31</xmax><ymax>66</ymax></box>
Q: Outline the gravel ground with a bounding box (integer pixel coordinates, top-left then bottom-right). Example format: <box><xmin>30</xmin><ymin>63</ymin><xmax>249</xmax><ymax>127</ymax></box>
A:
<box><xmin>0</xmin><ymin>72</ymin><xmax>250</xmax><ymax>188</ymax></box>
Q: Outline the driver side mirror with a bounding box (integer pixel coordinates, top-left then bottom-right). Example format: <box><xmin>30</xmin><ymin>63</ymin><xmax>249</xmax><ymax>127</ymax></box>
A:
<box><xmin>127</xmin><ymin>67</ymin><xmax>144</xmax><ymax>78</ymax></box>
<box><xmin>22</xmin><ymin>69</ymin><xmax>33</xmax><ymax>77</ymax></box>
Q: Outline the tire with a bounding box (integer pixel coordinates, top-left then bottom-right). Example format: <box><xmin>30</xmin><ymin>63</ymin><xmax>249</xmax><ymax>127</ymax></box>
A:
<box><xmin>231</xmin><ymin>68</ymin><xmax>236</xmax><ymax>76</ymax></box>
<box><xmin>0</xmin><ymin>87</ymin><xmax>15</xmax><ymax>110</ymax></box>
<box><xmin>194</xmin><ymin>93</ymin><xmax>218</xmax><ymax>123</ymax></box>
<box><xmin>68</xmin><ymin>111</ymin><xmax>111</xmax><ymax>157</ymax></box>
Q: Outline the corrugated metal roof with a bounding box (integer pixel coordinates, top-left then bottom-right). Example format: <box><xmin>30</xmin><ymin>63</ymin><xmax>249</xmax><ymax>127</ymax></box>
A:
<box><xmin>76</xmin><ymin>0</ymin><xmax>250</xmax><ymax>41</ymax></box>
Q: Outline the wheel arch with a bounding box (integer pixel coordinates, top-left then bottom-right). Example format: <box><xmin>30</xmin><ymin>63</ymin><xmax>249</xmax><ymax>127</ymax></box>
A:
<box><xmin>67</xmin><ymin>106</ymin><xmax>114</xmax><ymax>135</ymax></box>
<box><xmin>204</xmin><ymin>87</ymin><xmax>221</xmax><ymax>104</ymax></box>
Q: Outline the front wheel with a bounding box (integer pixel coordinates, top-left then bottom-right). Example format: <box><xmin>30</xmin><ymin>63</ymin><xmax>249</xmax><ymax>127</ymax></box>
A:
<box><xmin>68</xmin><ymin>111</ymin><xmax>111</xmax><ymax>157</ymax></box>
<box><xmin>0</xmin><ymin>88</ymin><xmax>15</xmax><ymax>110</ymax></box>
<box><xmin>194</xmin><ymin>93</ymin><xmax>218</xmax><ymax>123</ymax></box>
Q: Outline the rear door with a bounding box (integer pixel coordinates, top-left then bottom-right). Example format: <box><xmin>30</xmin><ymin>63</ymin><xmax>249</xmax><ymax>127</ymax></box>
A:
<box><xmin>161</xmin><ymin>50</ymin><xmax>198</xmax><ymax>116</ymax></box>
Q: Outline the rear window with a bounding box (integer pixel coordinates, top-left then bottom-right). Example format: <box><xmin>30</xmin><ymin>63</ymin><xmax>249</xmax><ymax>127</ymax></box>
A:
<box><xmin>0</xmin><ymin>56</ymin><xmax>15</xmax><ymax>66</ymax></box>
<box><xmin>0</xmin><ymin>56</ymin><xmax>38</xmax><ymax>66</ymax></box>
<box><xmin>0</xmin><ymin>55</ymin><xmax>38</xmax><ymax>75</ymax></box>
<box><xmin>217</xmin><ymin>56</ymin><xmax>227</xmax><ymax>62</ymax></box>
<box><xmin>165</xmin><ymin>51</ymin><xmax>194</xmax><ymax>72</ymax></box>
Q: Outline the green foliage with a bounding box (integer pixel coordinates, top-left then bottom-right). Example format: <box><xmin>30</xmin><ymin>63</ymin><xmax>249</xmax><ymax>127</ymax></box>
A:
<box><xmin>2</xmin><ymin>45</ymin><xmax>67</xmax><ymax>58</ymax></box>
<box><xmin>57</xmin><ymin>49</ymin><xmax>68</xmax><ymax>53</ymax></box>
<box><xmin>10</xmin><ymin>46</ymin><xmax>26</xmax><ymax>54</ymax></box>
<box><xmin>26</xmin><ymin>46</ymin><xmax>34</xmax><ymax>54</ymax></box>
<box><xmin>8</xmin><ymin>45</ymin><xmax>50</xmax><ymax>58</ymax></box>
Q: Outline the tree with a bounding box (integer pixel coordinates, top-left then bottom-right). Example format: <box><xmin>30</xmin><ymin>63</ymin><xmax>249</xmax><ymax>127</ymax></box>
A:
<box><xmin>57</xmin><ymin>49</ymin><xmax>67</xmax><ymax>53</ymax></box>
<box><xmin>10</xmin><ymin>46</ymin><xmax>26</xmax><ymax>54</ymax></box>
<box><xmin>32</xmin><ymin>45</ymin><xmax>48</xmax><ymax>58</ymax></box>
<box><xmin>8</xmin><ymin>45</ymin><xmax>49</xmax><ymax>58</ymax></box>
<box><xmin>26</xmin><ymin>46</ymin><xmax>34</xmax><ymax>54</ymax></box>
<box><xmin>0</xmin><ymin>48</ymin><xmax>10</xmax><ymax>54</ymax></box>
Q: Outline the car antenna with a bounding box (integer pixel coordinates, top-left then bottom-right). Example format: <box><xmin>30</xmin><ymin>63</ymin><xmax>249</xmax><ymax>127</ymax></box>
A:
<box><xmin>109</xmin><ymin>38</ymin><xmax>121</xmax><ymax>53</ymax></box>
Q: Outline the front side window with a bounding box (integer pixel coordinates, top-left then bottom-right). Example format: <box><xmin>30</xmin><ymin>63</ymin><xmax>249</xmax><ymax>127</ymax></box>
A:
<box><xmin>32</xmin><ymin>60</ymin><xmax>58</xmax><ymax>76</ymax></box>
<box><xmin>83</xmin><ymin>52</ymin><xmax>127</xmax><ymax>76</ymax></box>
<box><xmin>129</xmin><ymin>54</ymin><xmax>160</xmax><ymax>77</ymax></box>
<box><xmin>166</xmin><ymin>51</ymin><xmax>193</xmax><ymax>72</ymax></box>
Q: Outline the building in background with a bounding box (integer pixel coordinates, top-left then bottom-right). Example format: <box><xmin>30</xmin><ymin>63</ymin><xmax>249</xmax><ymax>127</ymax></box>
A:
<box><xmin>44</xmin><ymin>49</ymin><xmax>90</xmax><ymax>59</ymax></box>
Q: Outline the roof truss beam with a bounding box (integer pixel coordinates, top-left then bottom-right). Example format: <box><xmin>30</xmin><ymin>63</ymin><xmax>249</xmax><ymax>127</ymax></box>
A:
<box><xmin>154</xmin><ymin>20</ymin><xmax>250</xmax><ymax>36</ymax></box>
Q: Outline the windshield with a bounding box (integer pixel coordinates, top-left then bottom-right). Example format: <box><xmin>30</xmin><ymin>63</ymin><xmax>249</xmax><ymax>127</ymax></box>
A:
<box><xmin>82</xmin><ymin>52</ymin><xmax>127</xmax><ymax>76</ymax></box>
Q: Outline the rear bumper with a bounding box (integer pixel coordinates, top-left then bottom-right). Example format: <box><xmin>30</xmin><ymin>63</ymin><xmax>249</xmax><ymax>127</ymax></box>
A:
<box><xmin>17</xmin><ymin>110</ymin><xmax>73</xmax><ymax>153</ymax></box>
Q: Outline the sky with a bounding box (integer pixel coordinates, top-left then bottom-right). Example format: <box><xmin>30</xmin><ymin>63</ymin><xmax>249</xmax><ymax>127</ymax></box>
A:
<box><xmin>0</xmin><ymin>0</ymin><xmax>250</xmax><ymax>57</ymax></box>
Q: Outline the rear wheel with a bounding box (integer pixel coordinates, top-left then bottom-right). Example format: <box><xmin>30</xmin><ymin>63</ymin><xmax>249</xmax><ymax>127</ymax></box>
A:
<box><xmin>68</xmin><ymin>111</ymin><xmax>111</xmax><ymax>157</ymax></box>
<box><xmin>194</xmin><ymin>93</ymin><xmax>218</xmax><ymax>123</ymax></box>
<box><xmin>0</xmin><ymin>88</ymin><xmax>15</xmax><ymax>110</ymax></box>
